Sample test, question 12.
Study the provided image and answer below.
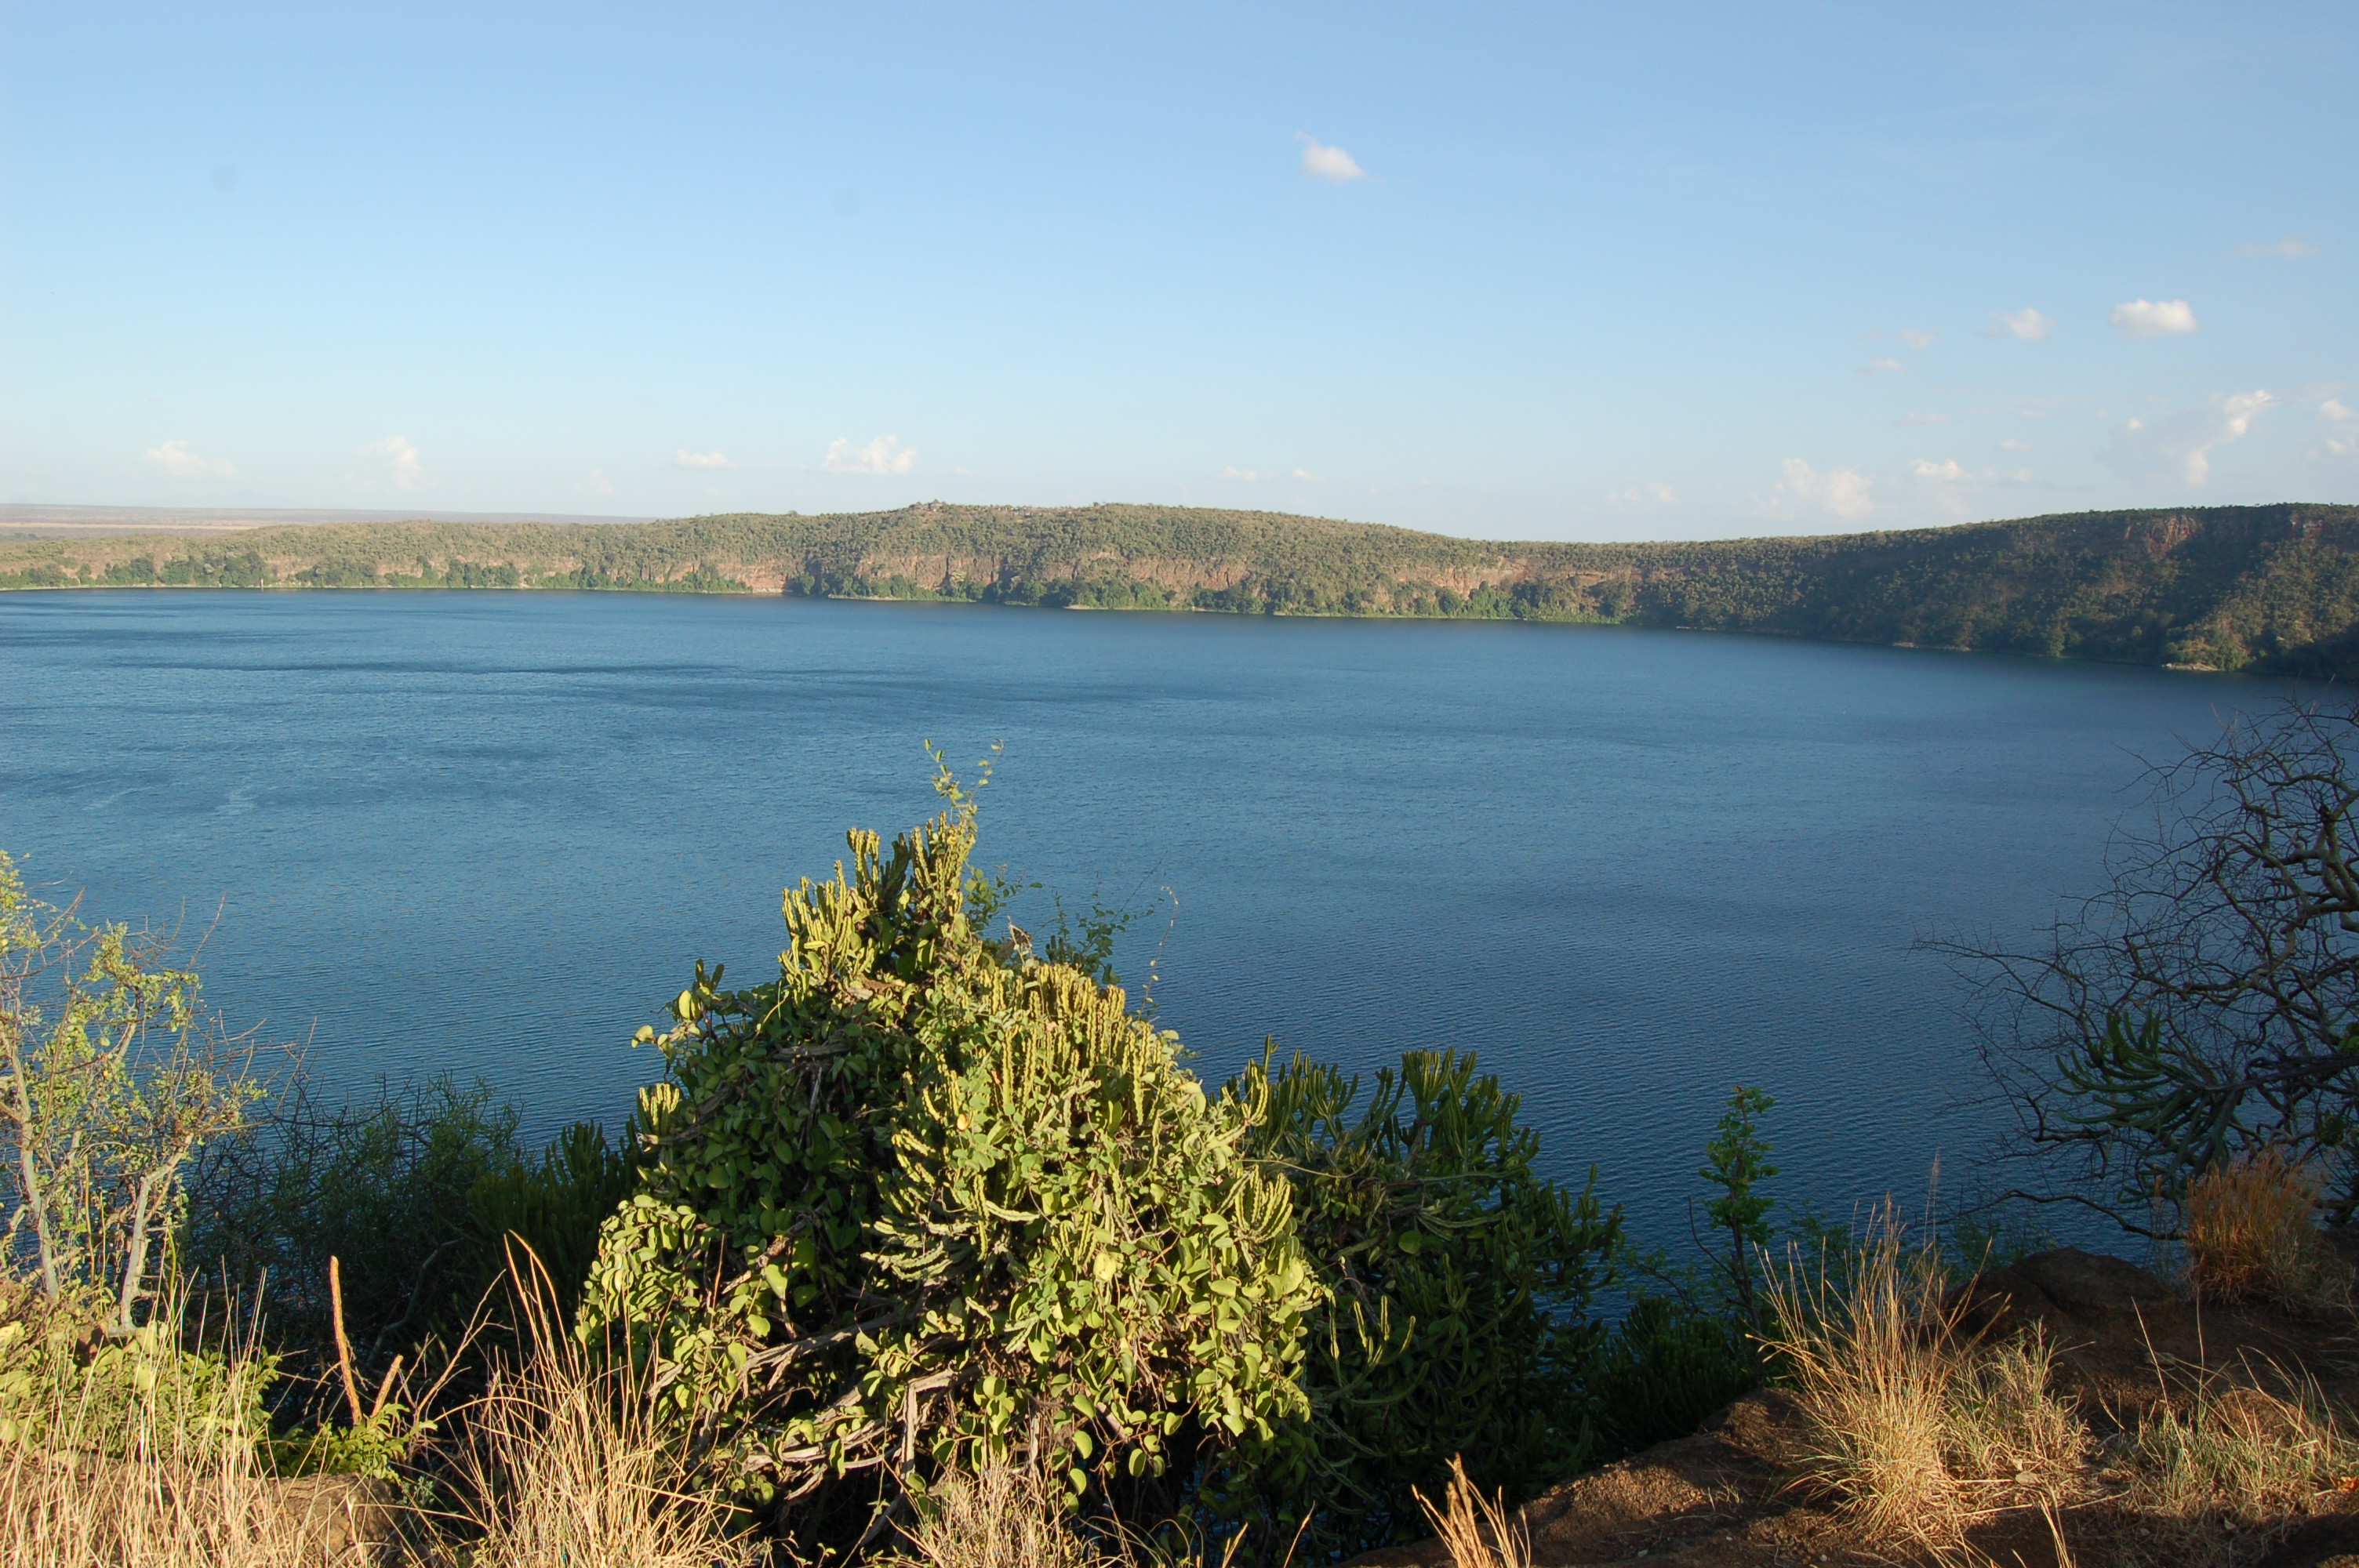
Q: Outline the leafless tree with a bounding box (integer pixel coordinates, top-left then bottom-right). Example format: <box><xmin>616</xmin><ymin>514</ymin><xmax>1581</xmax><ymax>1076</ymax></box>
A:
<box><xmin>1950</xmin><ymin>696</ymin><xmax>2359</xmax><ymax>1234</ymax></box>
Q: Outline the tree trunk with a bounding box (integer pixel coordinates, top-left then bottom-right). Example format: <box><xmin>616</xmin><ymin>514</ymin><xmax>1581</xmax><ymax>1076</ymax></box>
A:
<box><xmin>114</xmin><ymin>1160</ymin><xmax>169</xmax><ymax>1334</ymax></box>
<box><xmin>2</xmin><ymin>1021</ymin><xmax>63</xmax><ymax>1301</ymax></box>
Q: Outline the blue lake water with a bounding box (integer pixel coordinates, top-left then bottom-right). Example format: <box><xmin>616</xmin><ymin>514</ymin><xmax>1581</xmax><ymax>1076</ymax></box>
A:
<box><xmin>0</xmin><ymin>590</ymin><xmax>2272</xmax><ymax>1243</ymax></box>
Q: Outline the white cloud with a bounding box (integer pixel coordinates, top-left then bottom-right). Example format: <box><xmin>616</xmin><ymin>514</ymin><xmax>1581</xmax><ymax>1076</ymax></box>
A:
<box><xmin>2103</xmin><ymin>390</ymin><xmax>2275</xmax><ymax>486</ymax></box>
<box><xmin>584</xmin><ymin>469</ymin><xmax>613</xmax><ymax>495</ymax></box>
<box><xmin>143</xmin><ymin>438</ymin><xmax>235</xmax><ymax>478</ymax></box>
<box><xmin>1981</xmin><ymin>308</ymin><xmax>2054</xmax><ymax>342</ymax></box>
<box><xmin>2109</xmin><ymin>298</ymin><xmax>2199</xmax><ymax>339</ymax></box>
<box><xmin>1296</xmin><ymin>134</ymin><xmax>1366</xmax><ymax>181</ymax></box>
<box><xmin>1997</xmin><ymin>437</ymin><xmax>2034</xmax><ymax>452</ymax></box>
<box><xmin>365</xmin><ymin>436</ymin><xmax>421</xmax><ymax>489</ymax></box>
<box><xmin>1290</xmin><ymin>467</ymin><xmax>1319</xmax><ymax>481</ymax></box>
<box><xmin>1899</xmin><ymin>329</ymin><xmax>1937</xmax><ymax>350</ymax></box>
<box><xmin>1605</xmin><ymin>481</ymin><xmax>1678</xmax><ymax>508</ymax></box>
<box><xmin>1896</xmin><ymin>412</ymin><xmax>1951</xmax><ymax>426</ymax></box>
<box><xmin>1220</xmin><ymin>466</ymin><xmax>1263</xmax><ymax>481</ymax></box>
<box><xmin>674</xmin><ymin>448</ymin><xmax>733</xmax><ymax>469</ymax></box>
<box><xmin>2319</xmin><ymin>397</ymin><xmax>2359</xmax><ymax>458</ymax></box>
<box><xmin>2239</xmin><ymin>238</ymin><xmax>2318</xmax><ymax>259</ymax></box>
<box><xmin>1898</xmin><ymin>457</ymin><xmax>2033</xmax><ymax>513</ymax></box>
<box><xmin>1858</xmin><ymin>358</ymin><xmax>1905</xmax><ymax>376</ymax></box>
<box><xmin>822</xmin><ymin>434</ymin><xmax>917</xmax><ymax>475</ymax></box>
<box><xmin>1763</xmin><ymin>458</ymin><xmax>1873</xmax><ymax>521</ymax></box>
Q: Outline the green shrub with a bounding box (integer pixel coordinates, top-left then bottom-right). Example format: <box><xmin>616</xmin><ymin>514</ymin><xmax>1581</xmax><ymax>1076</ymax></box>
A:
<box><xmin>1698</xmin><ymin>1086</ymin><xmax>1777</xmax><ymax>1329</ymax></box>
<box><xmin>0</xmin><ymin>1278</ymin><xmax>419</xmax><ymax>1480</ymax></box>
<box><xmin>1592</xmin><ymin>1084</ymin><xmax>1787</xmax><ymax>1467</ymax></box>
<box><xmin>1585</xmin><ymin>1294</ymin><xmax>1756</xmax><ymax>1457</ymax></box>
<box><xmin>185</xmin><ymin>1076</ymin><xmax>523</xmax><ymax>1367</ymax></box>
<box><xmin>469</xmin><ymin>1117</ymin><xmax>637</xmax><ymax>1320</ymax></box>
<box><xmin>1222</xmin><ymin>1048</ymin><xmax>1620</xmax><ymax>1559</ymax></box>
<box><xmin>579</xmin><ymin>768</ymin><xmax>1321</xmax><ymax>1548</ymax></box>
<box><xmin>185</xmin><ymin>1076</ymin><xmax>633</xmax><ymax>1377</ymax></box>
<box><xmin>0</xmin><ymin>1285</ymin><xmax>271</xmax><ymax>1457</ymax></box>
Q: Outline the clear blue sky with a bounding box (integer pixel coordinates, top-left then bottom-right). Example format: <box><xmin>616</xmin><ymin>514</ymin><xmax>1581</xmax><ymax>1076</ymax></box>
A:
<box><xmin>4</xmin><ymin>2</ymin><xmax>2352</xmax><ymax>539</ymax></box>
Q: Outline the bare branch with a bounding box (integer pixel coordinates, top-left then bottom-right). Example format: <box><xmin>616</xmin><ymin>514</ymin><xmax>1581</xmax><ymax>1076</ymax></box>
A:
<box><xmin>1940</xmin><ymin>696</ymin><xmax>2359</xmax><ymax>1230</ymax></box>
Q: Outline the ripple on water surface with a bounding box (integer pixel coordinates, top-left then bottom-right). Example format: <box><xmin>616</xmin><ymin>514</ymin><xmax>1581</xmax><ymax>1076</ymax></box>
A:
<box><xmin>0</xmin><ymin>590</ymin><xmax>2267</xmax><ymax>1243</ymax></box>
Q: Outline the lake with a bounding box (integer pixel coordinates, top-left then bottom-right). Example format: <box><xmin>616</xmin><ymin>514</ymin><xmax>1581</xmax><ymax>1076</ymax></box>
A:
<box><xmin>0</xmin><ymin>589</ymin><xmax>2269</xmax><ymax>1243</ymax></box>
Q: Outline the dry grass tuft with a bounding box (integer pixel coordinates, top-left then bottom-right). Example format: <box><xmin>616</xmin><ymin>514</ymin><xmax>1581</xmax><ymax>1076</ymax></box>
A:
<box><xmin>2125</xmin><ymin>1367</ymin><xmax>2359</xmax><ymax>1526</ymax></box>
<box><xmin>886</xmin><ymin>1459</ymin><xmax>1101</xmax><ymax>1568</ymax></box>
<box><xmin>434</xmin><ymin>1245</ymin><xmax>753</xmax><ymax>1568</ymax></box>
<box><xmin>2183</xmin><ymin>1150</ymin><xmax>2352</xmax><ymax>1312</ymax></box>
<box><xmin>1761</xmin><ymin>1203</ymin><xmax>2089</xmax><ymax>1548</ymax></box>
<box><xmin>1944</xmin><ymin>1327</ymin><xmax>2092</xmax><ymax>1503</ymax></box>
<box><xmin>1413</xmin><ymin>1454</ymin><xmax>1530</xmax><ymax>1568</ymax></box>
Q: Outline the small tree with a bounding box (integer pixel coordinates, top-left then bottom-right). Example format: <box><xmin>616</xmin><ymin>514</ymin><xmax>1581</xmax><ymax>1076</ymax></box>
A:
<box><xmin>0</xmin><ymin>851</ymin><xmax>262</xmax><ymax>1331</ymax></box>
<box><xmin>1699</xmin><ymin>1085</ymin><xmax>1777</xmax><ymax>1326</ymax></box>
<box><xmin>1954</xmin><ymin>698</ymin><xmax>2359</xmax><ymax>1230</ymax></box>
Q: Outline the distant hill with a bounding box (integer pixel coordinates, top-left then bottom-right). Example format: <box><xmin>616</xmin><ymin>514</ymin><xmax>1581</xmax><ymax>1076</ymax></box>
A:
<box><xmin>5</xmin><ymin>500</ymin><xmax>2359</xmax><ymax>673</ymax></box>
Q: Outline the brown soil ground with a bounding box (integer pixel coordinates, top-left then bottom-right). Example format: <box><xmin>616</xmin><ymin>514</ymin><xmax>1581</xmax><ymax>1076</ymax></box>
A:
<box><xmin>1346</xmin><ymin>1249</ymin><xmax>2359</xmax><ymax>1568</ymax></box>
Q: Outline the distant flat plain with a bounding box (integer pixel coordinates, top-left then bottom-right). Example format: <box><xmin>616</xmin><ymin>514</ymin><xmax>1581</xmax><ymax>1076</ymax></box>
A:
<box><xmin>0</xmin><ymin>503</ymin><xmax>653</xmax><ymax>538</ymax></box>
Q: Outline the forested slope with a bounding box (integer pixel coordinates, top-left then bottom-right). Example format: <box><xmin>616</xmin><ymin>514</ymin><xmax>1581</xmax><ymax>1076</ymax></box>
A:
<box><xmin>5</xmin><ymin>500</ymin><xmax>2358</xmax><ymax>672</ymax></box>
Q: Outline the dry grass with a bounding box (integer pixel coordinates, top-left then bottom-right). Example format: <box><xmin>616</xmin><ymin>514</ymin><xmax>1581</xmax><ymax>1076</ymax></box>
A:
<box><xmin>1945</xmin><ymin>1328</ymin><xmax>2092</xmax><ymax>1502</ymax></box>
<box><xmin>1761</xmin><ymin>1192</ymin><xmax>2359</xmax><ymax>1563</ymax></box>
<box><xmin>881</xmin><ymin>1449</ymin><xmax>1309</xmax><ymax>1568</ymax></box>
<box><xmin>433</xmin><ymin>1348</ymin><xmax>751</xmax><ymax>1568</ymax></box>
<box><xmin>427</xmin><ymin>1245</ymin><xmax>754</xmax><ymax>1568</ymax></box>
<box><xmin>2125</xmin><ymin>1367</ymin><xmax>2359</xmax><ymax>1526</ymax></box>
<box><xmin>0</xmin><ymin>1246</ymin><xmax>754</xmax><ymax>1568</ymax></box>
<box><xmin>0</xmin><ymin>1303</ymin><xmax>379</xmax><ymax>1567</ymax></box>
<box><xmin>0</xmin><ymin>1447</ymin><xmax>382</xmax><ymax>1567</ymax></box>
<box><xmin>2183</xmin><ymin>1151</ymin><xmax>2353</xmax><ymax>1312</ymax></box>
<box><xmin>885</xmin><ymin>1459</ymin><xmax>1102</xmax><ymax>1568</ymax></box>
<box><xmin>1761</xmin><ymin>1203</ymin><xmax>2090</xmax><ymax>1548</ymax></box>
<box><xmin>1412</xmin><ymin>1454</ymin><xmax>1530</xmax><ymax>1568</ymax></box>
